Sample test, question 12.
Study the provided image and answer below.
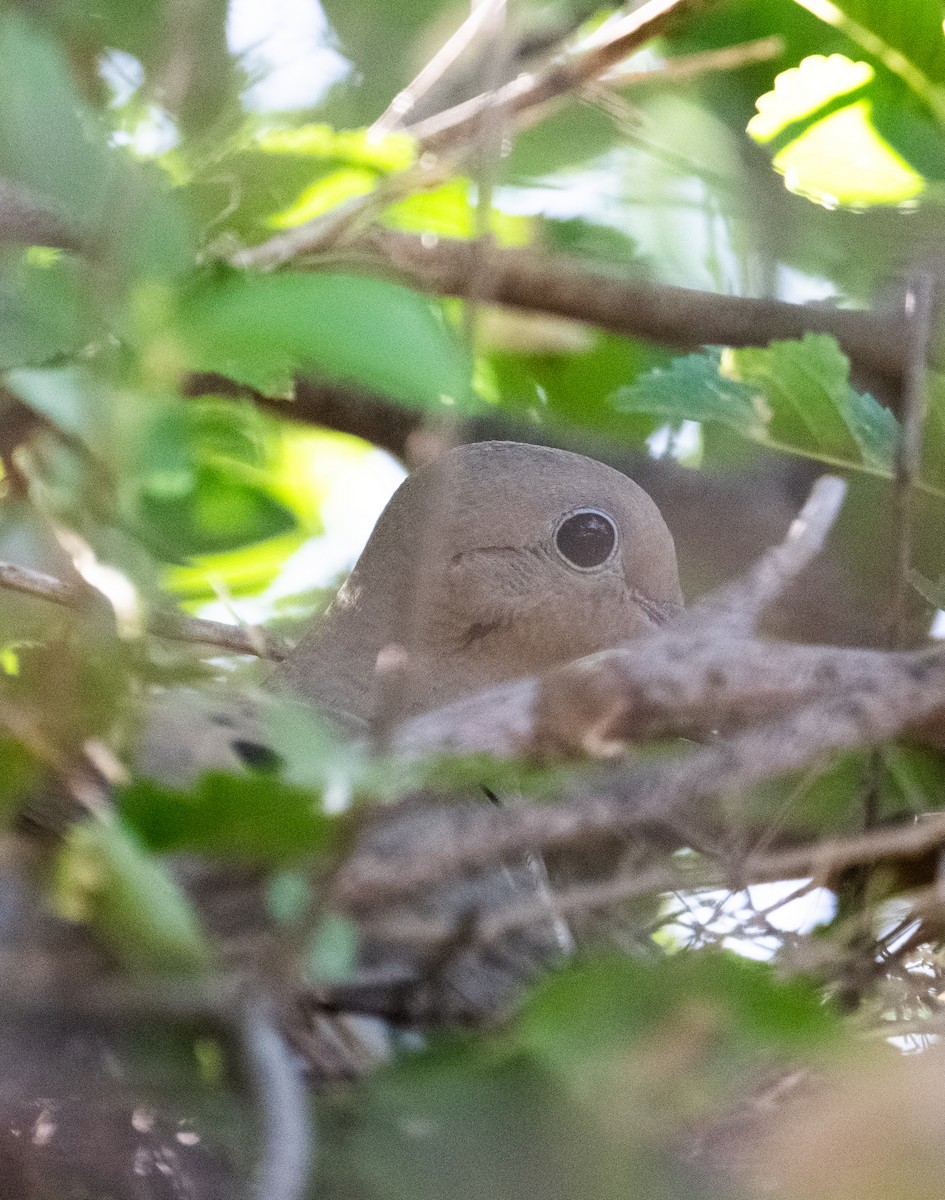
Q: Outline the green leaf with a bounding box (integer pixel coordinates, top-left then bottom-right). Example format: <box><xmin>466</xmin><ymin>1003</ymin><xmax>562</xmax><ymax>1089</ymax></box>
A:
<box><xmin>0</xmin><ymin>254</ymin><xmax>85</xmax><ymax>369</ymax></box>
<box><xmin>54</xmin><ymin>817</ymin><xmax>211</xmax><ymax>974</ymax></box>
<box><xmin>614</xmin><ymin>335</ymin><xmax>900</xmax><ymax>479</ymax></box>
<box><xmin>0</xmin><ymin>11</ymin><xmax>106</xmax><ymax>225</ymax></box>
<box><xmin>613</xmin><ymin>350</ymin><xmax>762</xmax><ymax>434</ymax></box>
<box><xmin>748</xmin><ymin>54</ymin><xmax>926</xmax><ymax>206</ymax></box>
<box><xmin>515</xmin><ymin>950</ymin><xmax>834</xmax><ymax>1084</ymax></box>
<box><xmin>176</xmin><ymin>269</ymin><xmax>472</xmax><ymax>406</ymax></box>
<box><xmin>793</xmin><ymin>0</ymin><xmax>945</xmax><ymax>108</ymax></box>
<box><xmin>136</xmin><ymin>463</ymin><xmax>298</xmax><ymax>560</ymax></box>
<box><xmin>726</xmin><ymin>334</ymin><xmax>898</xmax><ymax>470</ymax></box>
<box><xmin>118</xmin><ymin>772</ymin><xmax>345</xmax><ymax>863</ymax></box>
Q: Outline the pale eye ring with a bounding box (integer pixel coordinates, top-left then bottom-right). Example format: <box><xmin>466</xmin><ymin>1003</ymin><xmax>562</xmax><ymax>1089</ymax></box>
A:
<box><xmin>553</xmin><ymin>508</ymin><xmax>619</xmax><ymax>571</ymax></box>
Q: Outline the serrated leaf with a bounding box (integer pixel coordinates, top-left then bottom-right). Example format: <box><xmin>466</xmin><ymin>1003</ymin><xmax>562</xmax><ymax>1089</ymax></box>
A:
<box><xmin>54</xmin><ymin>818</ymin><xmax>211</xmax><ymax>974</ymax></box>
<box><xmin>177</xmin><ymin>269</ymin><xmax>472</xmax><ymax>406</ymax></box>
<box><xmin>725</xmin><ymin>334</ymin><xmax>897</xmax><ymax>470</ymax></box>
<box><xmin>614</xmin><ymin>335</ymin><xmax>900</xmax><ymax>480</ymax></box>
<box><xmin>614</xmin><ymin>351</ymin><xmax>763</xmax><ymax>434</ymax></box>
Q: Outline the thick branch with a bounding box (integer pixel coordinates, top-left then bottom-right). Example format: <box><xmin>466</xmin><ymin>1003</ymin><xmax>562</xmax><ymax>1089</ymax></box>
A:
<box><xmin>357</xmin><ymin>231</ymin><xmax>911</xmax><ymax>384</ymax></box>
<box><xmin>0</xmin><ymin>560</ymin><xmax>287</xmax><ymax>660</ymax></box>
<box><xmin>339</xmin><ymin>645</ymin><xmax>945</xmax><ymax>909</ymax></box>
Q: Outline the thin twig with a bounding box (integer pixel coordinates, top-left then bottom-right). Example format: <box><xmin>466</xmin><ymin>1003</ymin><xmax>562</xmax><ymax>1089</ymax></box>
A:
<box><xmin>239</xmin><ymin>997</ymin><xmax>314</xmax><ymax>1200</ymax></box>
<box><xmin>370</xmin><ymin>0</ymin><xmax>505</xmax><ymax>137</ymax></box>
<box><xmin>890</xmin><ymin>271</ymin><xmax>934</xmax><ymax>647</ymax></box>
<box><xmin>0</xmin><ymin>559</ymin><xmax>288</xmax><ymax>659</ymax></box>
<box><xmin>599</xmin><ymin>35</ymin><xmax>784</xmax><ymax>87</ymax></box>
<box><xmin>405</xmin><ymin>0</ymin><xmax>724</xmax><ymax>151</ymax></box>
<box><xmin>686</xmin><ymin>474</ymin><xmax>847</xmax><ymax>633</ymax></box>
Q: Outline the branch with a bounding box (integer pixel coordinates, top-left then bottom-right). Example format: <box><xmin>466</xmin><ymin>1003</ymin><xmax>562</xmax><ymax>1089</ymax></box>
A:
<box><xmin>355</xmin><ymin>231</ymin><xmax>912</xmax><ymax>385</ymax></box>
<box><xmin>239</xmin><ymin>997</ymin><xmax>314</xmax><ymax>1200</ymax></box>
<box><xmin>405</xmin><ymin>0</ymin><xmax>726</xmax><ymax>151</ymax></box>
<box><xmin>0</xmin><ymin>560</ymin><xmax>287</xmax><ymax>660</ymax></box>
<box><xmin>685</xmin><ymin>474</ymin><xmax>848</xmax><ymax>634</ymax></box>
<box><xmin>338</xmin><ymin>645</ymin><xmax>945</xmax><ymax>910</ymax></box>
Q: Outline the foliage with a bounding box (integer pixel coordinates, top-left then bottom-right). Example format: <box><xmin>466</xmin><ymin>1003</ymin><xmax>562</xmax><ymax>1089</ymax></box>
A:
<box><xmin>1</xmin><ymin>0</ymin><xmax>945</xmax><ymax>1198</ymax></box>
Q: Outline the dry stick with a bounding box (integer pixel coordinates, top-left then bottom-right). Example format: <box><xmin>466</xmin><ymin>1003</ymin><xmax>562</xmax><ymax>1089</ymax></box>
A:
<box><xmin>405</xmin><ymin>0</ymin><xmax>724</xmax><ymax>151</ymax></box>
<box><xmin>338</xmin><ymin>645</ymin><xmax>945</xmax><ymax>910</ymax></box>
<box><xmin>683</xmin><ymin>473</ymin><xmax>847</xmax><ymax>633</ymax></box>
<box><xmin>0</xmin><ymin>559</ymin><xmax>287</xmax><ymax>660</ymax></box>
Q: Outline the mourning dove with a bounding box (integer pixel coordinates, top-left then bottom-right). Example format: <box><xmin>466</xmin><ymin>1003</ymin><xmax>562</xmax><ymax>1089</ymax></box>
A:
<box><xmin>277</xmin><ymin>439</ymin><xmax>683</xmax><ymax>728</ymax></box>
<box><xmin>137</xmin><ymin>440</ymin><xmax>682</xmax><ymax>782</ymax></box>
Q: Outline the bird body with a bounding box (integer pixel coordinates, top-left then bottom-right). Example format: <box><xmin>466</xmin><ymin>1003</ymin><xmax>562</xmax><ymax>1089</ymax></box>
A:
<box><xmin>137</xmin><ymin>441</ymin><xmax>681</xmax><ymax>785</ymax></box>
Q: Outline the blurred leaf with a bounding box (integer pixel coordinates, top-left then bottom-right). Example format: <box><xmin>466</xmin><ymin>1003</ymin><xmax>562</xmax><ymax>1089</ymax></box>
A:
<box><xmin>342</xmin><ymin>1043</ymin><xmax>628</xmax><ymax>1200</ymax></box>
<box><xmin>740</xmin><ymin>746</ymin><xmax>945</xmax><ymax>839</ymax></box>
<box><xmin>489</xmin><ymin>327</ymin><xmax>669</xmax><ymax>441</ymax></box>
<box><xmin>795</xmin><ymin>0</ymin><xmax>945</xmax><ymax>103</ymax></box>
<box><xmin>136</xmin><ymin>463</ymin><xmax>298</xmax><ymax>560</ymax></box>
<box><xmin>384</xmin><ymin>178</ymin><xmax>532</xmax><ymax>244</ymax></box>
<box><xmin>614</xmin><ymin>334</ymin><xmax>901</xmax><ymax>479</ymax></box>
<box><xmin>6</xmin><ymin>365</ymin><xmax>110</xmax><ymax>447</ymax></box>
<box><xmin>518</xmin><ymin>952</ymin><xmax>837</xmax><ymax>1093</ymax></box>
<box><xmin>542</xmin><ymin>217</ymin><xmax>646</xmax><ymax>271</ymax></box>
<box><xmin>54</xmin><ymin>817</ymin><xmax>211</xmax><ymax>973</ymax></box>
<box><xmin>0</xmin><ymin>253</ymin><xmax>86</xmax><ymax>368</ymax></box>
<box><xmin>0</xmin><ymin>734</ymin><xmax>41</xmax><ymax>825</ymax></box>
<box><xmin>118</xmin><ymin>772</ymin><xmax>345</xmax><ymax>863</ymax></box>
<box><xmin>0</xmin><ymin>10</ymin><xmax>106</xmax><ymax>226</ymax></box>
<box><xmin>177</xmin><ymin>269</ymin><xmax>472</xmax><ymax>405</ymax></box>
<box><xmin>308</xmin><ymin>912</ymin><xmax>358</xmax><ymax>982</ymax></box>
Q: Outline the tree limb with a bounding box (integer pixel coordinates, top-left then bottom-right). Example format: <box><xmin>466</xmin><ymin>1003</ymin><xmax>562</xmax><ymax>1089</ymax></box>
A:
<box><xmin>405</xmin><ymin>0</ymin><xmax>727</xmax><ymax>151</ymax></box>
<box><xmin>0</xmin><ymin>559</ymin><xmax>287</xmax><ymax>660</ymax></box>
<box><xmin>353</xmin><ymin>230</ymin><xmax>912</xmax><ymax>385</ymax></box>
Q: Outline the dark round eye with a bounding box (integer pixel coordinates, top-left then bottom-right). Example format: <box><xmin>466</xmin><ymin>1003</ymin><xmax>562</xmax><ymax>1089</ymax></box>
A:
<box><xmin>554</xmin><ymin>508</ymin><xmax>618</xmax><ymax>570</ymax></box>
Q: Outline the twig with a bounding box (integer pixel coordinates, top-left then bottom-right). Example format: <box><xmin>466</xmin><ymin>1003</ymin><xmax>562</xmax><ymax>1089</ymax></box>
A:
<box><xmin>339</xmin><ymin>653</ymin><xmax>945</xmax><ymax>911</ymax></box>
<box><xmin>239</xmin><ymin>997</ymin><xmax>314</xmax><ymax>1200</ymax></box>
<box><xmin>355</xmin><ymin>231</ymin><xmax>912</xmax><ymax>384</ymax></box>
<box><xmin>598</xmin><ymin>35</ymin><xmax>784</xmax><ymax>87</ymax></box>
<box><xmin>0</xmin><ymin>559</ymin><xmax>288</xmax><ymax>659</ymax></box>
<box><xmin>405</xmin><ymin>0</ymin><xmax>724</xmax><ymax>151</ymax></box>
<box><xmin>686</xmin><ymin>474</ymin><xmax>847</xmax><ymax>633</ymax></box>
<box><xmin>890</xmin><ymin>271</ymin><xmax>934</xmax><ymax>646</ymax></box>
<box><xmin>370</xmin><ymin>0</ymin><xmax>505</xmax><ymax>137</ymax></box>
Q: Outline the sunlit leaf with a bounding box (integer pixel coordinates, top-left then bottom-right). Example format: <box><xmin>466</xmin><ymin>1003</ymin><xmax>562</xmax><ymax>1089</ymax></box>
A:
<box><xmin>259</xmin><ymin>124</ymin><xmax>416</xmax><ymax>172</ymax></box>
<box><xmin>384</xmin><ymin>178</ymin><xmax>532</xmax><ymax>245</ymax></box>
<box><xmin>749</xmin><ymin>54</ymin><xmax>925</xmax><ymax>206</ymax></box>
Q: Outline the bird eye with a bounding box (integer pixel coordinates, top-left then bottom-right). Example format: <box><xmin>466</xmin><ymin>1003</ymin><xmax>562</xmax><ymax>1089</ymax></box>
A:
<box><xmin>553</xmin><ymin>508</ymin><xmax>618</xmax><ymax>570</ymax></box>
